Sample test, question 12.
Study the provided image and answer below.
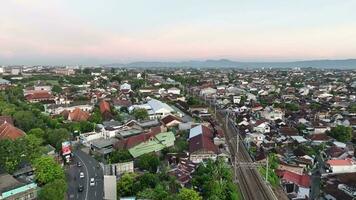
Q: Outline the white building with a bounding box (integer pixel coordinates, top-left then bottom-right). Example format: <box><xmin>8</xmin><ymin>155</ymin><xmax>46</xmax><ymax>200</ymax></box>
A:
<box><xmin>79</xmin><ymin>132</ymin><xmax>104</xmax><ymax>147</ymax></box>
<box><xmin>120</xmin><ymin>83</ymin><xmax>131</xmax><ymax>91</ymax></box>
<box><xmin>326</xmin><ymin>159</ymin><xmax>356</xmax><ymax>174</ymax></box>
<box><xmin>167</xmin><ymin>87</ymin><xmax>181</xmax><ymax>95</ymax></box>
<box><xmin>103</xmin><ymin>175</ymin><xmax>117</xmax><ymax>200</ymax></box>
<box><xmin>130</xmin><ymin>99</ymin><xmax>175</xmax><ymax>119</ymax></box>
<box><xmin>200</xmin><ymin>87</ymin><xmax>216</xmax><ymax>96</ymax></box>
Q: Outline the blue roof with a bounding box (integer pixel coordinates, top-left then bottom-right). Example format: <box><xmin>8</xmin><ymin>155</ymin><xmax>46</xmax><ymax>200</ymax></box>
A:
<box><xmin>2</xmin><ymin>183</ymin><xmax>37</xmax><ymax>198</ymax></box>
<box><xmin>189</xmin><ymin>124</ymin><xmax>203</xmax><ymax>139</ymax></box>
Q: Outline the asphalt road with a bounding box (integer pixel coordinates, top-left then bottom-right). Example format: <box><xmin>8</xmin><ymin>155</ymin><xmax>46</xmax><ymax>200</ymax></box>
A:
<box><xmin>67</xmin><ymin>150</ymin><xmax>104</xmax><ymax>200</ymax></box>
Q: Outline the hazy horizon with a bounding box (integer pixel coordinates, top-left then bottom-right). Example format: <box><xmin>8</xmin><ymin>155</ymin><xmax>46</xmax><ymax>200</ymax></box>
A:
<box><xmin>1</xmin><ymin>0</ymin><xmax>356</xmax><ymax>65</ymax></box>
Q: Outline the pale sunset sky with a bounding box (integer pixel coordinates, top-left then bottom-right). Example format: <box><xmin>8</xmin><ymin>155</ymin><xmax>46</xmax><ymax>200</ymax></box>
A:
<box><xmin>1</xmin><ymin>0</ymin><xmax>356</xmax><ymax>65</ymax></box>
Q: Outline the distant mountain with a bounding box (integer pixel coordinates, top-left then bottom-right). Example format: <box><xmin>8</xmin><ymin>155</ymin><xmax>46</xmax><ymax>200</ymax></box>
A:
<box><xmin>104</xmin><ymin>59</ymin><xmax>356</xmax><ymax>69</ymax></box>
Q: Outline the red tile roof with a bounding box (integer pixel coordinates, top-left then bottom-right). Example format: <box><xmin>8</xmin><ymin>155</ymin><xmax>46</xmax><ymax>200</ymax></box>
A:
<box><xmin>282</xmin><ymin>170</ymin><xmax>311</xmax><ymax>188</ymax></box>
<box><xmin>309</xmin><ymin>133</ymin><xmax>330</xmax><ymax>141</ymax></box>
<box><xmin>68</xmin><ymin>108</ymin><xmax>90</xmax><ymax>122</ymax></box>
<box><xmin>25</xmin><ymin>91</ymin><xmax>53</xmax><ymax>100</ymax></box>
<box><xmin>161</xmin><ymin>115</ymin><xmax>182</xmax><ymax>126</ymax></box>
<box><xmin>0</xmin><ymin>116</ymin><xmax>13</xmax><ymax>125</ymax></box>
<box><xmin>99</xmin><ymin>100</ymin><xmax>111</xmax><ymax>114</ymax></box>
<box><xmin>115</xmin><ymin>126</ymin><xmax>162</xmax><ymax>149</ymax></box>
<box><xmin>279</xmin><ymin>127</ymin><xmax>299</xmax><ymax>136</ymax></box>
<box><xmin>189</xmin><ymin>133</ymin><xmax>217</xmax><ymax>154</ymax></box>
<box><xmin>327</xmin><ymin>159</ymin><xmax>353</xmax><ymax>166</ymax></box>
<box><xmin>113</xmin><ymin>99</ymin><xmax>132</xmax><ymax>107</ymax></box>
<box><xmin>0</xmin><ymin>121</ymin><xmax>26</xmax><ymax>140</ymax></box>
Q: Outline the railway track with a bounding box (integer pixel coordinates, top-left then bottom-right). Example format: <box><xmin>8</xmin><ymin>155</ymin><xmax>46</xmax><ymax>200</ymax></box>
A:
<box><xmin>215</xmin><ymin>110</ymin><xmax>276</xmax><ymax>200</ymax></box>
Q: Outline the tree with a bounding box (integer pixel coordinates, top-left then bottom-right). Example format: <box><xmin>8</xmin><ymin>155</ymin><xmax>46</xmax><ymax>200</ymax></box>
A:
<box><xmin>117</xmin><ymin>173</ymin><xmax>137</xmax><ymax>197</ymax></box>
<box><xmin>13</xmin><ymin>111</ymin><xmax>37</xmax><ymax>132</ymax></box>
<box><xmin>89</xmin><ymin>108</ymin><xmax>103</xmax><ymax>124</ymax></box>
<box><xmin>0</xmin><ymin>139</ymin><xmax>22</xmax><ymax>173</ymax></box>
<box><xmin>47</xmin><ymin>128</ymin><xmax>70</xmax><ymax>151</ymax></box>
<box><xmin>51</xmin><ymin>85</ymin><xmax>63</xmax><ymax>94</ymax></box>
<box><xmin>133</xmin><ymin>108</ymin><xmax>149</xmax><ymax>120</ymax></box>
<box><xmin>22</xmin><ymin>135</ymin><xmax>43</xmax><ymax>161</ymax></box>
<box><xmin>79</xmin><ymin>121</ymin><xmax>95</xmax><ymax>133</ymax></box>
<box><xmin>178</xmin><ymin>188</ymin><xmax>202</xmax><ymax>200</ymax></box>
<box><xmin>33</xmin><ymin>156</ymin><xmax>65</xmax><ymax>185</ymax></box>
<box><xmin>187</xmin><ymin>96</ymin><xmax>201</xmax><ymax>106</ymax></box>
<box><xmin>137</xmin><ymin>153</ymin><xmax>160</xmax><ymax>173</ymax></box>
<box><xmin>191</xmin><ymin>158</ymin><xmax>239</xmax><ymax>200</ymax></box>
<box><xmin>109</xmin><ymin>150</ymin><xmax>133</xmax><ymax>163</ymax></box>
<box><xmin>327</xmin><ymin>125</ymin><xmax>352</xmax><ymax>143</ymax></box>
<box><xmin>38</xmin><ymin>179</ymin><xmax>67</xmax><ymax>200</ymax></box>
<box><xmin>285</xmin><ymin>103</ymin><xmax>299</xmax><ymax>112</ymax></box>
<box><xmin>0</xmin><ymin>136</ymin><xmax>42</xmax><ymax>173</ymax></box>
<box><xmin>134</xmin><ymin>173</ymin><xmax>160</xmax><ymax>192</ymax></box>
<box><xmin>137</xmin><ymin>184</ymin><xmax>172</xmax><ymax>200</ymax></box>
<box><xmin>28</xmin><ymin>128</ymin><xmax>45</xmax><ymax>139</ymax></box>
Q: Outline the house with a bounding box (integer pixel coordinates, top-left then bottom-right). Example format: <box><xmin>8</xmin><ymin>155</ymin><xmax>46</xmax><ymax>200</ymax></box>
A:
<box><xmin>326</xmin><ymin>159</ymin><xmax>356</xmax><ymax>174</ymax></box>
<box><xmin>245</xmin><ymin>132</ymin><xmax>266</xmax><ymax>147</ymax></box>
<box><xmin>25</xmin><ymin>91</ymin><xmax>54</xmax><ymax>103</ymax></box>
<box><xmin>161</xmin><ymin>115</ymin><xmax>182</xmax><ymax>128</ymax></box>
<box><xmin>252</xmin><ymin>120</ymin><xmax>270</xmax><ymax>134</ymax></box>
<box><xmin>130</xmin><ymin>99</ymin><xmax>176</xmax><ymax>119</ymax></box>
<box><xmin>99</xmin><ymin>100</ymin><xmax>113</xmax><ymax>120</ymax></box>
<box><xmin>90</xmin><ymin>138</ymin><xmax>118</xmax><ymax>156</ymax></box>
<box><xmin>0</xmin><ymin>121</ymin><xmax>26</xmax><ymax>140</ymax></box>
<box><xmin>279</xmin><ymin>170</ymin><xmax>311</xmax><ymax>200</ymax></box>
<box><xmin>167</xmin><ymin>87</ymin><xmax>181</xmax><ymax>95</ymax></box>
<box><xmin>200</xmin><ymin>87</ymin><xmax>216</xmax><ymax>96</ymax></box>
<box><xmin>54</xmin><ymin>68</ymin><xmax>75</xmax><ymax>76</ymax></box>
<box><xmin>168</xmin><ymin>156</ymin><xmax>197</xmax><ymax>186</ymax></box>
<box><xmin>120</xmin><ymin>83</ymin><xmax>131</xmax><ymax>91</ymax></box>
<box><xmin>46</xmin><ymin>103</ymin><xmax>93</xmax><ymax>115</ymax></box>
<box><xmin>112</xmin><ymin>99</ymin><xmax>132</xmax><ymax>110</ymax></box>
<box><xmin>67</xmin><ymin>108</ymin><xmax>90</xmax><ymax>122</ymax></box>
<box><xmin>79</xmin><ymin>132</ymin><xmax>104</xmax><ymax>146</ymax></box>
<box><xmin>261</xmin><ymin>107</ymin><xmax>284</xmax><ymax>121</ymax></box>
<box><xmin>128</xmin><ymin>131</ymin><xmax>175</xmax><ymax>158</ymax></box>
<box><xmin>0</xmin><ymin>173</ymin><xmax>38</xmax><ymax>200</ymax></box>
<box><xmin>189</xmin><ymin>125</ymin><xmax>218</xmax><ymax>163</ymax></box>
<box><xmin>308</xmin><ymin>133</ymin><xmax>330</xmax><ymax>144</ymax></box>
<box><xmin>279</xmin><ymin>127</ymin><xmax>299</xmax><ymax>137</ymax></box>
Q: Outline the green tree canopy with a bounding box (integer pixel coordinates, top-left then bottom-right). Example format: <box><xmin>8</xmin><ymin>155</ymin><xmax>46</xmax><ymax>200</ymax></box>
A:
<box><xmin>33</xmin><ymin>156</ymin><xmax>65</xmax><ymax>185</ymax></box>
<box><xmin>117</xmin><ymin>173</ymin><xmax>137</xmax><ymax>197</ymax></box>
<box><xmin>137</xmin><ymin>153</ymin><xmax>160</xmax><ymax>173</ymax></box>
<box><xmin>177</xmin><ymin>188</ymin><xmax>202</xmax><ymax>200</ymax></box>
<box><xmin>108</xmin><ymin>150</ymin><xmax>133</xmax><ymax>163</ymax></box>
<box><xmin>0</xmin><ymin>136</ymin><xmax>43</xmax><ymax>173</ymax></box>
<box><xmin>38</xmin><ymin>179</ymin><xmax>67</xmax><ymax>200</ymax></box>
<box><xmin>133</xmin><ymin>108</ymin><xmax>149</xmax><ymax>120</ymax></box>
<box><xmin>28</xmin><ymin>128</ymin><xmax>45</xmax><ymax>139</ymax></box>
<box><xmin>47</xmin><ymin>128</ymin><xmax>70</xmax><ymax>151</ymax></box>
<box><xmin>192</xmin><ymin>158</ymin><xmax>239</xmax><ymax>200</ymax></box>
<box><xmin>327</xmin><ymin>125</ymin><xmax>352</xmax><ymax>143</ymax></box>
<box><xmin>13</xmin><ymin>111</ymin><xmax>38</xmax><ymax>132</ymax></box>
<box><xmin>51</xmin><ymin>85</ymin><xmax>63</xmax><ymax>94</ymax></box>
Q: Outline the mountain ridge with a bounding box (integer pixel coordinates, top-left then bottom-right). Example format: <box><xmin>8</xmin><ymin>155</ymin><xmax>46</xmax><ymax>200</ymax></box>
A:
<box><xmin>104</xmin><ymin>58</ymin><xmax>356</xmax><ymax>69</ymax></box>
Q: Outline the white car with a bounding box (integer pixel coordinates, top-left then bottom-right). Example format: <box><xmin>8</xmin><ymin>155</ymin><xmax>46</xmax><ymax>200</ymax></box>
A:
<box><xmin>90</xmin><ymin>178</ymin><xmax>95</xmax><ymax>186</ymax></box>
<box><xmin>79</xmin><ymin>172</ymin><xmax>84</xmax><ymax>178</ymax></box>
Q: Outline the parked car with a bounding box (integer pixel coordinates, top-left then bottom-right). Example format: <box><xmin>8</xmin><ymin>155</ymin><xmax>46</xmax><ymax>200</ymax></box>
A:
<box><xmin>77</xmin><ymin>162</ymin><xmax>82</xmax><ymax>167</ymax></box>
<box><xmin>80</xmin><ymin>172</ymin><xmax>84</xmax><ymax>178</ymax></box>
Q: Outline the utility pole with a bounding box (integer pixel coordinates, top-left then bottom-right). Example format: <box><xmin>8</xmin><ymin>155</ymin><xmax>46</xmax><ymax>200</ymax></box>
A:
<box><xmin>265</xmin><ymin>155</ymin><xmax>269</xmax><ymax>183</ymax></box>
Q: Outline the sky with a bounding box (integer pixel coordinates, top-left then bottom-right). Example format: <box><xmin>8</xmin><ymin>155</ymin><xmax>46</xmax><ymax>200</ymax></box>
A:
<box><xmin>1</xmin><ymin>0</ymin><xmax>356</xmax><ymax>65</ymax></box>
